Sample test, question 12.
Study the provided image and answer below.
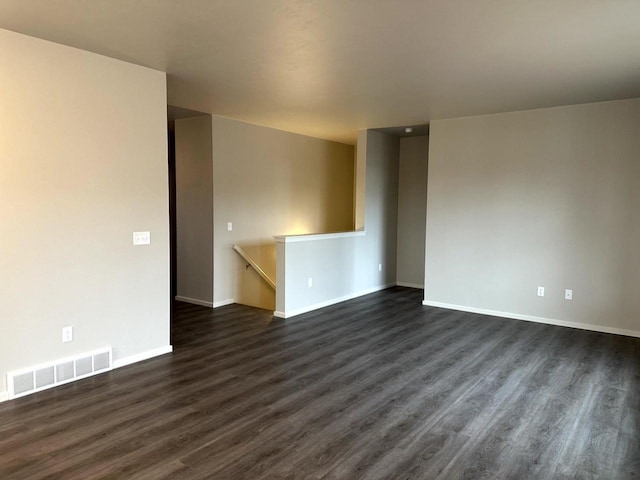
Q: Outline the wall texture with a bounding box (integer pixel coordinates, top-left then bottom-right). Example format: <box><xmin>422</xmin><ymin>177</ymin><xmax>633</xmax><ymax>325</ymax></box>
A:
<box><xmin>210</xmin><ymin>116</ymin><xmax>355</xmax><ymax>310</ymax></box>
<box><xmin>175</xmin><ymin>115</ymin><xmax>214</xmax><ymax>304</ymax></box>
<box><xmin>0</xmin><ymin>29</ymin><xmax>170</xmax><ymax>397</ymax></box>
<box><xmin>276</xmin><ymin>130</ymin><xmax>399</xmax><ymax>317</ymax></box>
<box><xmin>424</xmin><ymin>99</ymin><xmax>640</xmax><ymax>335</ymax></box>
<box><xmin>396</xmin><ymin>135</ymin><xmax>429</xmax><ymax>288</ymax></box>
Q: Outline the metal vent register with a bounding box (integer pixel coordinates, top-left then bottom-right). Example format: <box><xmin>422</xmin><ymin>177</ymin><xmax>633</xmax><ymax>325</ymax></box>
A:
<box><xmin>7</xmin><ymin>347</ymin><xmax>112</xmax><ymax>399</ymax></box>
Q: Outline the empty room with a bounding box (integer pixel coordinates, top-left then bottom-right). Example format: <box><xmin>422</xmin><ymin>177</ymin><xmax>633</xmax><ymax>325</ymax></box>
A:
<box><xmin>1</xmin><ymin>1</ymin><xmax>639</xmax><ymax>479</ymax></box>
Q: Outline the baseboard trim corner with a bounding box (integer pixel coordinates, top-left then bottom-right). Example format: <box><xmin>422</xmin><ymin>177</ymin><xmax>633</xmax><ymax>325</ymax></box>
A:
<box><xmin>397</xmin><ymin>282</ymin><xmax>424</xmax><ymax>289</ymax></box>
<box><xmin>0</xmin><ymin>391</ymin><xmax>8</xmax><ymax>403</ymax></box>
<box><xmin>280</xmin><ymin>283</ymin><xmax>396</xmax><ymax>319</ymax></box>
<box><xmin>112</xmin><ymin>345</ymin><xmax>173</xmax><ymax>369</ymax></box>
<box><xmin>213</xmin><ymin>298</ymin><xmax>235</xmax><ymax>308</ymax></box>
<box><xmin>422</xmin><ymin>300</ymin><xmax>640</xmax><ymax>338</ymax></box>
<box><xmin>175</xmin><ymin>296</ymin><xmax>214</xmax><ymax>308</ymax></box>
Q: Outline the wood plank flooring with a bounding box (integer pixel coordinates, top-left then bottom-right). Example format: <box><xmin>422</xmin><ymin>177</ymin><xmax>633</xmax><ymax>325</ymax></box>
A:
<box><xmin>1</xmin><ymin>287</ymin><xmax>639</xmax><ymax>479</ymax></box>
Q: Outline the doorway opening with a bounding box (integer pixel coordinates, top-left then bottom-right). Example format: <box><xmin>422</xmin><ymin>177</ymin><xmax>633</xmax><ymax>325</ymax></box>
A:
<box><xmin>168</xmin><ymin>105</ymin><xmax>213</xmax><ymax>342</ymax></box>
<box><xmin>372</xmin><ymin>124</ymin><xmax>429</xmax><ymax>292</ymax></box>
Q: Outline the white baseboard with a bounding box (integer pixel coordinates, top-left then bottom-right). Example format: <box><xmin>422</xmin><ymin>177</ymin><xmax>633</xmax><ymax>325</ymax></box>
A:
<box><xmin>422</xmin><ymin>300</ymin><xmax>640</xmax><ymax>339</ymax></box>
<box><xmin>275</xmin><ymin>283</ymin><xmax>396</xmax><ymax>319</ymax></box>
<box><xmin>213</xmin><ymin>298</ymin><xmax>235</xmax><ymax>308</ymax></box>
<box><xmin>174</xmin><ymin>296</ymin><xmax>234</xmax><ymax>309</ymax></box>
<box><xmin>112</xmin><ymin>345</ymin><xmax>173</xmax><ymax>369</ymax></box>
<box><xmin>0</xmin><ymin>391</ymin><xmax>8</xmax><ymax>403</ymax></box>
<box><xmin>175</xmin><ymin>296</ymin><xmax>214</xmax><ymax>308</ymax></box>
<box><xmin>397</xmin><ymin>282</ymin><xmax>424</xmax><ymax>289</ymax></box>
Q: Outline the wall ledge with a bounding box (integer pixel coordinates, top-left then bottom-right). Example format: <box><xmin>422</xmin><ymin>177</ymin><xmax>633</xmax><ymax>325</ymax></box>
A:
<box><xmin>422</xmin><ymin>300</ymin><xmax>640</xmax><ymax>339</ymax></box>
<box><xmin>274</xmin><ymin>230</ymin><xmax>365</xmax><ymax>243</ymax></box>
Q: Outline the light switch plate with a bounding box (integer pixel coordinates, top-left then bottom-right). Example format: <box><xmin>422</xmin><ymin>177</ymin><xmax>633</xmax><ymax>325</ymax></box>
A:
<box><xmin>133</xmin><ymin>231</ymin><xmax>151</xmax><ymax>245</ymax></box>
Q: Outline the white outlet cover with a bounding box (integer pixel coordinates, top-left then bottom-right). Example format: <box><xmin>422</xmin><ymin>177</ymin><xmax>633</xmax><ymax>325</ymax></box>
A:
<box><xmin>62</xmin><ymin>326</ymin><xmax>73</xmax><ymax>343</ymax></box>
<box><xmin>227</xmin><ymin>222</ymin><xmax>233</xmax><ymax>231</ymax></box>
<box><xmin>565</xmin><ymin>289</ymin><xmax>573</xmax><ymax>300</ymax></box>
<box><xmin>133</xmin><ymin>231</ymin><xmax>150</xmax><ymax>245</ymax></box>
<box><xmin>537</xmin><ymin>286</ymin><xmax>545</xmax><ymax>297</ymax></box>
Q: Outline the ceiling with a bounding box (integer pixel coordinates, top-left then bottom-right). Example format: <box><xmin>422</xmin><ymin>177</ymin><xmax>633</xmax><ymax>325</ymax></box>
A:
<box><xmin>167</xmin><ymin>105</ymin><xmax>209</xmax><ymax>122</ymax></box>
<box><xmin>1</xmin><ymin>1</ymin><xmax>639</xmax><ymax>145</ymax></box>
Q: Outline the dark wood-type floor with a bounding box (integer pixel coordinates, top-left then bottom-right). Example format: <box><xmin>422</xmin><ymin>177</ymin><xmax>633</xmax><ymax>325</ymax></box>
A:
<box><xmin>1</xmin><ymin>287</ymin><xmax>639</xmax><ymax>479</ymax></box>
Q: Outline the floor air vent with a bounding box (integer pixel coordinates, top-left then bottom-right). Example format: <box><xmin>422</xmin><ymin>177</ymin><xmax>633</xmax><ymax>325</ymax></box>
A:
<box><xmin>7</xmin><ymin>347</ymin><xmax>112</xmax><ymax>400</ymax></box>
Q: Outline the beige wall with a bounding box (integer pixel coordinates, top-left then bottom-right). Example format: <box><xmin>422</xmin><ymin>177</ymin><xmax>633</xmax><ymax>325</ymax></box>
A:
<box><xmin>425</xmin><ymin>99</ymin><xmax>640</xmax><ymax>334</ymax></box>
<box><xmin>0</xmin><ymin>29</ymin><xmax>169</xmax><ymax>395</ymax></box>
<box><xmin>175</xmin><ymin>116</ymin><xmax>214</xmax><ymax>304</ymax></box>
<box><xmin>211</xmin><ymin>116</ymin><xmax>354</xmax><ymax>309</ymax></box>
<box><xmin>397</xmin><ymin>135</ymin><xmax>429</xmax><ymax>288</ymax></box>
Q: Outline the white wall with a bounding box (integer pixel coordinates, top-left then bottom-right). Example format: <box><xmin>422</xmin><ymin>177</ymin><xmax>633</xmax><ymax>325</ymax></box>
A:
<box><xmin>211</xmin><ymin>116</ymin><xmax>355</xmax><ymax>310</ymax></box>
<box><xmin>396</xmin><ymin>135</ymin><xmax>429</xmax><ymax>288</ymax></box>
<box><xmin>424</xmin><ymin>98</ymin><xmax>640</xmax><ymax>336</ymax></box>
<box><xmin>175</xmin><ymin>115</ymin><xmax>214</xmax><ymax>305</ymax></box>
<box><xmin>0</xmin><ymin>29</ymin><xmax>170</xmax><ymax>397</ymax></box>
<box><xmin>276</xmin><ymin>130</ymin><xmax>399</xmax><ymax>317</ymax></box>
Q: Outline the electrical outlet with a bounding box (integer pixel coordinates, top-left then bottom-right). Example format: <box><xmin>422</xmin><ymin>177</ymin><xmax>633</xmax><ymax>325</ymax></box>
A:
<box><xmin>227</xmin><ymin>222</ymin><xmax>233</xmax><ymax>231</ymax></box>
<box><xmin>378</xmin><ymin>263</ymin><xmax>382</xmax><ymax>272</ymax></box>
<box><xmin>308</xmin><ymin>277</ymin><xmax>313</xmax><ymax>288</ymax></box>
<box><xmin>565</xmin><ymin>289</ymin><xmax>573</xmax><ymax>300</ymax></box>
<box><xmin>62</xmin><ymin>326</ymin><xmax>73</xmax><ymax>343</ymax></box>
<box><xmin>133</xmin><ymin>231</ymin><xmax>150</xmax><ymax>245</ymax></box>
<box><xmin>537</xmin><ymin>286</ymin><xmax>545</xmax><ymax>297</ymax></box>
